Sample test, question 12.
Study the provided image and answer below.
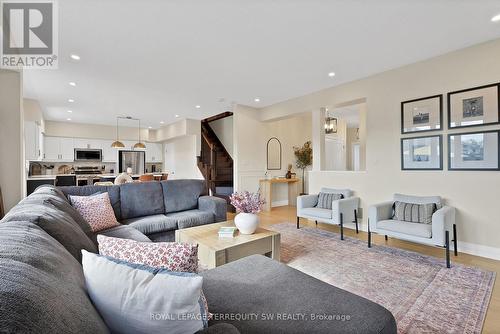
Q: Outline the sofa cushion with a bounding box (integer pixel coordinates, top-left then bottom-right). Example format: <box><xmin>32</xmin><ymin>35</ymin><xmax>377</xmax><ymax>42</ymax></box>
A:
<box><xmin>300</xmin><ymin>207</ymin><xmax>332</xmax><ymax>220</ymax></box>
<box><xmin>393</xmin><ymin>193</ymin><xmax>442</xmax><ymax>208</ymax></box>
<box><xmin>148</xmin><ymin>230</ymin><xmax>176</xmax><ymax>242</ymax></box>
<box><xmin>316</xmin><ymin>192</ymin><xmax>343</xmax><ymax>210</ymax></box>
<box><xmin>377</xmin><ymin>219</ymin><xmax>432</xmax><ymax>238</ymax></box>
<box><xmin>97</xmin><ymin>235</ymin><xmax>198</xmax><ymax>272</ymax></box>
<box><xmin>70</xmin><ymin>193</ymin><xmax>120</xmax><ymax>232</ymax></box>
<box><xmin>119</xmin><ymin>182</ymin><xmax>165</xmax><ymax>220</ymax></box>
<box><xmin>82</xmin><ymin>251</ymin><xmax>208</xmax><ymax>334</ymax></box>
<box><xmin>98</xmin><ymin>224</ymin><xmax>151</xmax><ymax>242</ymax></box>
<box><xmin>166</xmin><ymin>209</ymin><xmax>215</xmax><ymax>229</ymax></box>
<box><xmin>201</xmin><ymin>255</ymin><xmax>396</xmax><ymax>334</ymax></box>
<box><xmin>196</xmin><ymin>323</ymin><xmax>241</xmax><ymax>334</ymax></box>
<box><xmin>0</xmin><ymin>221</ymin><xmax>108</xmax><ymax>334</ymax></box>
<box><xmin>393</xmin><ymin>201</ymin><xmax>436</xmax><ymax>224</ymax></box>
<box><xmin>1</xmin><ymin>201</ymin><xmax>97</xmax><ymax>263</ymax></box>
<box><xmin>161</xmin><ymin>179</ymin><xmax>206</xmax><ymax>213</ymax></box>
<box><xmin>320</xmin><ymin>187</ymin><xmax>352</xmax><ymax>198</ymax></box>
<box><xmin>121</xmin><ymin>214</ymin><xmax>177</xmax><ymax>235</ymax></box>
<box><xmin>60</xmin><ymin>185</ymin><xmax>122</xmax><ymax>220</ymax></box>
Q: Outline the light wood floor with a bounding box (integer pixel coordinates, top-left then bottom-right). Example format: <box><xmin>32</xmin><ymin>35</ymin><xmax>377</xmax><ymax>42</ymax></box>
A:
<box><xmin>230</xmin><ymin>206</ymin><xmax>499</xmax><ymax>333</ymax></box>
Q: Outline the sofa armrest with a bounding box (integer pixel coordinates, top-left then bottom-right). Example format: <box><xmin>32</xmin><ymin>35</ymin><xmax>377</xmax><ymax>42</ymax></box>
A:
<box><xmin>332</xmin><ymin>197</ymin><xmax>360</xmax><ymax>224</ymax></box>
<box><xmin>297</xmin><ymin>194</ymin><xmax>318</xmax><ymax>217</ymax></box>
<box><xmin>368</xmin><ymin>201</ymin><xmax>393</xmax><ymax>230</ymax></box>
<box><xmin>297</xmin><ymin>194</ymin><xmax>318</xmax><ymax>209</ymax></box>
<box><xmin>431</xmin><ymin>206</ymin><xmax>455</xmax><ymax>246</ymax></box>
<box><xmin>198</xmin><ymin>196</ymin><xmax>227</xmax><ymax>223</ymax></box>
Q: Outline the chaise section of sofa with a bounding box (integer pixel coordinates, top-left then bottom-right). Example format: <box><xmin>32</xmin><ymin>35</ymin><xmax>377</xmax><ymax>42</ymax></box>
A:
<box><xmin>201</xmin><ymin>255</ymin><xmax>397</xmax><ymax>334</ymax></box>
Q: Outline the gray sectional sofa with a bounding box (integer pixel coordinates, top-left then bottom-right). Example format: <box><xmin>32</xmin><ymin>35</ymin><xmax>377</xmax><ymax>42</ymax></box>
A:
<box><xmin>59</xmin><ymin>179</ymin><xmax>227</xmax><ymax>242</ymax></box>
<box><xmin>0</xmin><ymin>181</ymin><xmax>397</xmax><ymax>334</ymax></box>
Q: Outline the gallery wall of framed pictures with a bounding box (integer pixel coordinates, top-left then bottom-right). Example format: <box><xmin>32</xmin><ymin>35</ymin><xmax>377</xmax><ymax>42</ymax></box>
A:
<box><xmin>400</xmin><ymin>82</ymin><xmax>500</xmax><ymax>171</ymax></box>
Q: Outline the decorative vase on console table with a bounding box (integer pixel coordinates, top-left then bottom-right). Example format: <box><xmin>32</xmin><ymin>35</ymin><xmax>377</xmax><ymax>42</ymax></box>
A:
<box><xmin>229</xmin><ymin>191</ymin><xmax>265</xmax><ymax>235</ymax></box>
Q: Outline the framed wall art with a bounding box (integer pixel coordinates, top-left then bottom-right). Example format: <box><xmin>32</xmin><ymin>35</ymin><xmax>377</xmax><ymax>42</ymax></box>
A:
<box><xmin>401</xmin><ymin>95</ymin><xmax>442</xmax><ymax>134</ymax></box>
<box><xmin>401</xmin><ymin>135</ymin><xmax>443</xmax><ymax>170</ymax></box>
<box><xmin>447</xmin><ymin>83</ymin><xmax>500</xmax><ymax>129</ymax></box>
<box><xmin>448</xmin><ymin>130</ymin><xmax>500</xmax><ymax>171</ymax></box>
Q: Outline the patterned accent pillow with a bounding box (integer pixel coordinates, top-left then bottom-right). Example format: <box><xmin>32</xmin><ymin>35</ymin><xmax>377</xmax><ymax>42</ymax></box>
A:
<box><xmin>69</xmin><ymin>192</ymin><xmax>119</xmax><ymax>232</ymax></box>
<box><xmin>393</xmin><ymin>201</ymin><xmax>437</xmax><ymax>224</ymax></box>
<box><xmin>97</xmin><ymin>235</ymin><xmax>199</xmax><ymax>273</ymax></box>
<box><xmin>316</xmin><ymin>192</ymin><xmax>344</xmax><ymax>209</ymax></box>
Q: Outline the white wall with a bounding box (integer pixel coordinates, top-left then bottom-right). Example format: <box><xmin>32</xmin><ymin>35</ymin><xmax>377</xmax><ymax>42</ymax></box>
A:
<box><xmin>233</xmin><ymin>104</ymin><xmax>312</xmax><ymax>206</ymax></box>
<box><xmin>0</xmin><ymin>70</ymin><xmax>23</xmax><ymax>212</ymax></box>
<box><xmin>163</xmin><ymin>135</ymin><xmax>203</xmax><ymax>180</ymax></box>
<box><xmin>45</xmin><ymin>120</ymin><xmax>151</xmax><ymax>141</ymax></box>
<box><xmin>210</xmin><ymin>116</ymin><xmax>233</xmax><ymax>158</ymax></box>
<box><xmin>260</xmin><ymin>38</ymin><xmax>500</xmax><ymax>259</ymax></box>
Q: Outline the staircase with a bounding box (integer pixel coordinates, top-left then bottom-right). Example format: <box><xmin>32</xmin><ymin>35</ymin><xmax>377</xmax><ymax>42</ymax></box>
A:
<box><xmin>197</xmin><ymin>112</ymin><xmax>235</xmax><ymax>212</ymax></box>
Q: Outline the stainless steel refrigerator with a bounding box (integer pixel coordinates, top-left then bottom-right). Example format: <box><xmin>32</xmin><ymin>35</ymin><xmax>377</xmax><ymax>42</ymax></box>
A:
<box><xmin>118</xmin><ymin>150</ymin><xmax>145</xmax><ymax>174</ymax></box>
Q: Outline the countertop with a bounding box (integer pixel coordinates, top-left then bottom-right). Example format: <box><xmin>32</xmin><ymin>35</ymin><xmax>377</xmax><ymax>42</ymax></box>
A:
<box><xmin>27</xmin><ymin>173</ymin><xmax>165</xmax><ymax>181</ymax></box>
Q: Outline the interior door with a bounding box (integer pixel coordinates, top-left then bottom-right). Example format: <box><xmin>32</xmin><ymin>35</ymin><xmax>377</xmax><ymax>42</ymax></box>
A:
<box><xmin>352</xmin><ymin>144</ymin><xmax>360</xmax><ymax>171</ymax></box>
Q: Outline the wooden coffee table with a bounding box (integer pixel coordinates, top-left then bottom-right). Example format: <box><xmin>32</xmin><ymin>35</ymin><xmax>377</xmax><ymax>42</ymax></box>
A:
<box><xmin>175</xmin><ymin>221</ymin><xmax>281</xmax><ymax>269</ymax></box>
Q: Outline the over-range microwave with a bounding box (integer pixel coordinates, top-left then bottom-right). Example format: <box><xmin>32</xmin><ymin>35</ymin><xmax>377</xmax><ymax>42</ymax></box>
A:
<box><xmin>74</xmin><ymin>148</ymin><xmax>102</xmax><ymax>161</ymax></box>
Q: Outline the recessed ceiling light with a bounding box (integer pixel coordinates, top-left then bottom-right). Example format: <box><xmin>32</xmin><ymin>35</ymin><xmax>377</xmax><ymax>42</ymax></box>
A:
<box><xmin>148</xmin><ymin>126</ymin><xmax>152</xmax><ymax>129</ymax></box>
<box><xmin>68</xmin><ymin>98</ymin><xmax>75</xmax><ymax>103</ymax></box>
<box><xmin>160</xmin><ymin>121</ymin><xmax>164</xmax><ymax>124</ymax></box>
<box><xmin>66</xmin><ymin>118</ymin><xmax>72</xmax><ymax>121</ymax></box>
<box><xmin>492</xmin><ymin>14</ymin><xmax>500</xmax><ymax>22</ymax></box>
<box><xmin>175</xmin><ymin>114</ymin><xmax>180</xmax><ymax>118</ymax></box>
<box><xmin>254</xmin><ymin>98</ymin><xmax>260</xmax><ymax>102</ymax></box>
<box><xmin>67</xmin><ymin>110</ymin><xmax>73</xmax><ymax>113</ymax></box>
<box><xmin>69</xmin><ymin>82</ymin><xmax>76</xmax><ymax>86</ymax></box>
<box><xmin>195</xmin><ymin>105</ymin><xmax>201</xmax><ymax>109</ymax></box>
<box><xmin>70</xmin><ymin>54</ymin><xmax>81</xmax><ymax>60</ymax></box>
<box><xmin>328</xmin><ymin>72</ymin><xmax>336</xmax><ymax>77</ymax></box>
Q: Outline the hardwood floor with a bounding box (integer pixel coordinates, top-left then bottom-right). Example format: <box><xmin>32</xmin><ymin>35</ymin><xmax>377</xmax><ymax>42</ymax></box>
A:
<box><xmin>230</xmin><ymin>206</ymin><xmax>500</xmax><ymax>333</ymax></box>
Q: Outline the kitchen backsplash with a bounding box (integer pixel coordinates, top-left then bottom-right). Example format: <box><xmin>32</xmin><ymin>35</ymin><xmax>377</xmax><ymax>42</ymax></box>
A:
<box><xmin>28</xmin><ymin>161</ymin><xmax>163</xmax><ymax>176</ymax></box>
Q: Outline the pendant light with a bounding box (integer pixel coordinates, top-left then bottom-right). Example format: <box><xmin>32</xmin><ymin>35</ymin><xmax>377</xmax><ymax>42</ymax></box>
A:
<box><xmin>324</xmin><ymin>109</ymin><xmax>338</xmax><ymax>134</ymax></box>
<box><xmin>111</xmin><ymin>117</ymin><xmax>125</xmax><ymax>148</ymax></box>
<box><xmin>133</xmin><ymin>119</ymin><xmax>146</xmax><ymax>149</ymax></box>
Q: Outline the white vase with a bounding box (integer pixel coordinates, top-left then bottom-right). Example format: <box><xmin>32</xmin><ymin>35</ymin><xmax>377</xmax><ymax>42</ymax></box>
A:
<box><xmin>234</xmin><ymin>213</ymin><xmax>259</xmax><ymax>235</ymax></box>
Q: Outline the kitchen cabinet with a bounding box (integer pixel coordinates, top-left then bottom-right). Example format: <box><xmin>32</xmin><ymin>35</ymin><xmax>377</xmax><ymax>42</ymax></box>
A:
<box><xmin>100</xmin><ymin>140</ymin><xmax>117</xmax><ymax>162</ymax></box>
<box><xmin>43</xmin><ymin>136</ymin><xmax>74</xmax><ymax>161</ymax></box>
<box><xmin>146</xmin><ymin>142</ymin><xmax>163</xmax><ymax>162</ymax></box>
<box><xmin>25</xmin><ymin>121</ymin><xmax>43</xmax><ymax>161</ymax></box>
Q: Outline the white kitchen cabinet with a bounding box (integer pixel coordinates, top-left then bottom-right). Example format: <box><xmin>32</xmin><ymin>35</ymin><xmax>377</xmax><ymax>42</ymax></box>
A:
<box><xmin>146</xmin><ymin>142</ymin><xmax>163</xmax><ymax>162</ymax></box>
<box><xmin>100</xmin><ymin>140</ymin><xmax>117</xmax><ymax>162</ymax></box>
<box><xmin>25</xmin><ymin>121</ymin><xmax>43</xmax><ymax>161</ymax></box>
<box><xmin>43</xmin><ymin>136</ymin><xmax>74</xmax><ymax>161</ymax></box>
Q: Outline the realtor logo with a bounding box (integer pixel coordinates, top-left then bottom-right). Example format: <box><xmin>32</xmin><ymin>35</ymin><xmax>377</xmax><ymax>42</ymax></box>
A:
<box><xmin>1</xmin><ymin>0</ymin><xmax>58</xmax><ymax>69</ymax></box>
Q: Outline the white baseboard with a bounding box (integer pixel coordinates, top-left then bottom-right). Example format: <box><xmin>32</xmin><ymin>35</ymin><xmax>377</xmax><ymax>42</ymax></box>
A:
<box><xmin>310</xmin><ymin>221</ymin><xmax>500</xmax><ymax>261</ymax></box>
<box><xmin>271</xmin><ymin>200</ymin><xmax>288</xmax><ymax>207</ymax></box>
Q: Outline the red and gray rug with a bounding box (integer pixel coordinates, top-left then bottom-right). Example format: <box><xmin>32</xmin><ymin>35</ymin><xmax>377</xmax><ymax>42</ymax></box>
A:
<box><xmin>270</xmin><ymin>223</ymin><xmax>495</xmax><ymax>334</ymax></box>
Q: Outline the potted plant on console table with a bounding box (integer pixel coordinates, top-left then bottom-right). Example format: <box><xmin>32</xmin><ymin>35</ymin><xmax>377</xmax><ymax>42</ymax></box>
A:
<box><xmin>229</xmin><ymin>191</ymin><xmax>265</xmax><ymax>235</ymax></box>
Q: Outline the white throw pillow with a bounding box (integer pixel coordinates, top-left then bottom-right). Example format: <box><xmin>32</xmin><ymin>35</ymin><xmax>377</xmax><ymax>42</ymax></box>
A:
<box><xmin>81</xmin><ymin>250</ymin><xmax>208</xmax><ymax>334</ymax></box>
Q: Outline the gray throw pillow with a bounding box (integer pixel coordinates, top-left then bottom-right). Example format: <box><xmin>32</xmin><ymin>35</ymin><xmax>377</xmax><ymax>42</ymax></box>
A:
<box><xmin>393</xmin><ymin>201</ymin><xmax>436</xmax><ymax>224</ymax></box>
<box><xmin>316</xmin><ymin>192</ymin><xmax>343</xmax><ymax>210</ymax></box>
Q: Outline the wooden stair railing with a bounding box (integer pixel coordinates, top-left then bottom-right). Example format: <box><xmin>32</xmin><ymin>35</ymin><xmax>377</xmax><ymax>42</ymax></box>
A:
<box><xmin>197</xmin><ymin>113</ymin><xmax>234</xmax><ymax>211</ymax></box>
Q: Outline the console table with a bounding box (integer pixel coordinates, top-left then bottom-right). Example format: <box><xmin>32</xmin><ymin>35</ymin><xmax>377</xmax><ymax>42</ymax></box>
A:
<box><xmin>259</xmin><ymin>178</ymin><xmax>299</xmax><ymax>211</ymax></box>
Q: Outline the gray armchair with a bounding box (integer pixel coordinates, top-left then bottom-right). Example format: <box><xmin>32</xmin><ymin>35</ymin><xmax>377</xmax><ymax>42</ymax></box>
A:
<box><xmin>368</xmin><ymin>193</ymin><xmax>457</xmax><ymax>268</ymax></box>
<box><xmin>296</xmin><ymin>188</ymin><xmax>360</xmax><ymax>240</ymax></box>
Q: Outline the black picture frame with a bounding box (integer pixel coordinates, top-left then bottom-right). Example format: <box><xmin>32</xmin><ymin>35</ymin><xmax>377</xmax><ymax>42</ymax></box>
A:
<box><xmin>447</xmin><ymin>130</ymin><xmax>500</xmax><ymax>171</ymax></box>
<box><xmin>447</xmin><ymin>83</ymin><xmax>500</xmax><ymax>129</ymax></box>
<box><xmin>401</xmin><ymin>135</ymin><xmax>443</xmax><ymax>170</ymax></box>
<box><xmin>401</xmin><ymin>94</ymin><xmax>443</xmax><ymax>134</ymax></box>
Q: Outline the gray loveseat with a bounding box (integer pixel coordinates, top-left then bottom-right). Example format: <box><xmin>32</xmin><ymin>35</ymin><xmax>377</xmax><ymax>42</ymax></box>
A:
<box><xmin>0</xmin><ymin>183</ymin><xmax>397</xmax><ymax>334</ymax></box>
<box><xmin>59</xmin><ymin>179</ymin><xmax>227</xmax><ymax>242</ymax></box>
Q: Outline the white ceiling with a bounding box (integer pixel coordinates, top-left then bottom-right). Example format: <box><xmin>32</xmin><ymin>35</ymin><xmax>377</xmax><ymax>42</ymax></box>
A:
<box><xmin>23</xmin><ymin>0</ymin><xmax>500</xmax><ymax>128</ymax></box>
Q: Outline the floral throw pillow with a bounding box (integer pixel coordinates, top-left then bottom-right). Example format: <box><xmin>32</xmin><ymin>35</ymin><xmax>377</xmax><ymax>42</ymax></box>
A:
<box><xmin>97</xmin><ymin>235</ymin><xmax>199</xmax><ymax>273</ymax></box>
<box><xmin>69</xmin><ymin>192</ymin><xmax>119</xmax><ymax>232</ymax></box>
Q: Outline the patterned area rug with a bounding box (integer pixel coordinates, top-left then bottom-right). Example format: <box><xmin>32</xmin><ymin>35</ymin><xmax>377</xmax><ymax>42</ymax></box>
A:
<box><xmin>270</xmin><ymin>223</ymin><xmax>495</xmax><ymax>334</ymax></box>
